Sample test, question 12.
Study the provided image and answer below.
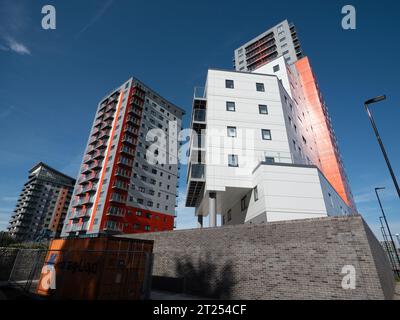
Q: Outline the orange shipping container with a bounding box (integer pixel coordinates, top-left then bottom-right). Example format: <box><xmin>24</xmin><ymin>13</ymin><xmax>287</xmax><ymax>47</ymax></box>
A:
<box><xmin>37</xmin><ymin>237</ymin><xmax>153</xmax><ymax>300</ymax></box>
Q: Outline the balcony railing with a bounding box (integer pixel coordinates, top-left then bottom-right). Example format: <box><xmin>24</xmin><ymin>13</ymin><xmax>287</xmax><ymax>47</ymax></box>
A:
<box><xmin>193</xmin><ymin>87</ymin><xmax>206</xmax><ymax>99</ymax></box>
<box><xmin>74</xmin><ymin>208</ymin><xmax>90</xmax><ymax>219</ymax></box>
<box><xmin>193</xmin><ymin>109</ymin><xmax>206</xmax><ymax>122</ymax></box>
<box><xmin>122</xmin><ymin>135</ymin><xmax>137</xmax><ymax>145</ymax></box>
<box><xmin>110</xmin><ymin>193</ymin><xmax>126</xmax><ymax>203</ymax></box>
<box><xmin>190</xmin><ymin>164</ymin><xmax>205</xmax><ymax>180</ymax></box>
<box><xmin>112</xmin><ymin>180</ymin><xmax>129</xmax><ymax>191</ymax></box>
<box><xmin>115</xmin><ymin>169</ymin><xmax>131</xmax><ymax>179</ymax></box>
<box><xmin>106</xmin><ymin>206</ymin><xmax>126</xmax><ymax>217</ymax></box>
<box><xmin>73</xmin><ymin>196</ymin><xmax>95</xmax><ymax>207</ymax></box>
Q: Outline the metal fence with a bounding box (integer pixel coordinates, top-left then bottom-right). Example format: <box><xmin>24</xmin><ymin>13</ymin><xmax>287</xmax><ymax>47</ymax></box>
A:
<box><xmin>5</xmin><ymin>248</ymin><xmax>153</xmax><ymax>300</ymax></box>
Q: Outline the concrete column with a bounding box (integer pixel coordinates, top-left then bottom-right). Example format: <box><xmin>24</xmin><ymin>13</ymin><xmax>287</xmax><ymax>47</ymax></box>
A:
<box><xmin>209</xmin><ymin>192</ymin><xmax>217</xmax><ymax>227</ymax></box>
<box><xmin>197</xmin><ymin>215</ymin><xmax>203</xmax><ymax>229</ymax></box>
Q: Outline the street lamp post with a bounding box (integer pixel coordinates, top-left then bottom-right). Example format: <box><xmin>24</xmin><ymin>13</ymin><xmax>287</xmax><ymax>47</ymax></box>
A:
<box><xmin>364</xmin><ymin>96</ymin><xmax>400</xmax><ymax>199</ymax></box>
<box><xmin>375</xmin><ymin>187</ymin><xmax>400</xmax><ymax>273</ymax></box>
<box><xmin>380</xmin><ymin>217</ymin><xmax>398</xmax><ymax>275</ymax></box>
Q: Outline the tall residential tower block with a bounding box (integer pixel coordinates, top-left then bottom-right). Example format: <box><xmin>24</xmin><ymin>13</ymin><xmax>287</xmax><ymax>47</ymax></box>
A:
<box><xmin>186</xmin><ymin>20</ymin><xmax>356</xmax><ymax>227</ymax></box>
<box><xmin>8</xmin><ymin>162</ymin><xmax>75</xmax><ymax>241</ymax></box>
<box><xmin>61</xmin><ymin>78</ymin><xmax>184</xmax><ymax>238</ymax></box>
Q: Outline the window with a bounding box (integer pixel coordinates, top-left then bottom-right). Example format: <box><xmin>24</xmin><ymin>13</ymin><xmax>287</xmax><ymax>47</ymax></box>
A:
<box><xmin>227</xmin><ymin>126</ymin><xmax>237</xmax><ymax>137</ymax></box>
<box><xmin>256</xmin><ymin>83</ymin><xmax>265</xmax><ymax>92</ymax></box>
<box><xmin>254</xmin><ymin>186</ymin><xmax>259</xmax><ymax>201</ymax></box>
<box><xmin>144</xmin><ymin>225</ymin><xmax>151</xmax><ymax>231</ymax></box>
<box><xmin>279</xmin><ymin>37</ymin><xmax>286</xmax><ymax>42</ymax></box>
<box><xmin>225</xmin><ymin>79</ymin><xmax>234</xmax><ymax>89</ymax></box>
<box><xmin>241</xmin><ymin>196</ymin><xmax>247</xmax><ymax>211</ymax></box>
<box><xmin>228</xmin><ymin>154</ymin><xmax>238</xmax><ymax>167</ymax></box>
<box><xmin>261</xmin><ymin>129</ymin><xmax>272</xmax><ymax>140</ymax></box>
<box><xmin>265</xmin><ymin>157</ymin><xmax>275</xmax><ymax>164</ymax></box>
<box><xmin>226</xmin><ymin>101</ymin><xmax>235</xmax><ymax>112</ymax></box>
<box><xmin>259</xmin><ymin>105</ymin><xmax>268</xmax><ymax>114</ymax></box>
<box><xmin>136</xmin><ymin>210</ymin><xmax>142</xmax><ymax>216</ymax></box>
<box><xmin>273</xmin><ymin>65</ymin><xmax>280</xmax><ymax>72</ymax></box>
<box><xmin>283</xmin><ymin>50</ymin><xmax>289</xmax><ymax>55</ymax></box>
<box><xmin>227</xmin><ymin>209</ymin><xmax>232</xmax><ymax>221</ymax></box>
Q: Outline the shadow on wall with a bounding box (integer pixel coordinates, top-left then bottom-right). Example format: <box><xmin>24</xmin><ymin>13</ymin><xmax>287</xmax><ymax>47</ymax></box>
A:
<box><xmin>175</xmin><ymin>253</ymin><xmax>236</xmax><ymax>299</ymax></box>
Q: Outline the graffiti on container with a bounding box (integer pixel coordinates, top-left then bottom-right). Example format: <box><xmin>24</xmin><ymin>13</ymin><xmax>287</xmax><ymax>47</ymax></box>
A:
<box><xmin>56</xmin><ymin>259</ymin><xmax>99</xmax><ymax>275</ymax></box>
<box><xmin>40</xmin><ymin>253</ymin><xmax>58</xmax><ymax>290</ymax></box>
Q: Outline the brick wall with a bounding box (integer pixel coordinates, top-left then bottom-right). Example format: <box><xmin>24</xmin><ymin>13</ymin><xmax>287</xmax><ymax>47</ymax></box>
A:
<box><xmin>119</xmin><ymin>215</ymin><xmax>395</xmax><ymax>299</ymax></box>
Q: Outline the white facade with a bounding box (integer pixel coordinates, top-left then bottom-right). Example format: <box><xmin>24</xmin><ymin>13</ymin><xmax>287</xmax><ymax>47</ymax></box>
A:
<box><xmin>186</xmin><ymin>66</ymin><xmax>353</xmax><ymax>226</ymax></box>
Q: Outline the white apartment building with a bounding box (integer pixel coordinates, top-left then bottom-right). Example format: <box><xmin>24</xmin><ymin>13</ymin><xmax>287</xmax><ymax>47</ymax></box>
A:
<box><xmin>185</xmin><ymin>65</ymin><xmax>354</xmax><ymax>227</ymax></box>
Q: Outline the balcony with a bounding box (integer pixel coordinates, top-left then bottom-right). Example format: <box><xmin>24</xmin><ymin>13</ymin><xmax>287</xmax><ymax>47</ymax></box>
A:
<box><xmin>117</xmin><ymin>157</ymin><xmax>133</xmax><ymax>168</ymax></box>
<box><xmin>106</xmin><ymin>102</ymin><xmax>117</xmax><ymax>113</ymax></box>
<box><xmin>245</xmin><ymin>32</ymin><xmax>274</xmax><ymax>53</ymax></box>
<box><xmin>98</xmin><ymin>102</ymin><xmax>107</xmax><ymax>112</ymax></box>
<box><xmin>98</xmin><ymin>130</ymin><xmax>110</xmax><ymax>140</ymax></box>
<box><xmin>96</xmin><ymin>141</ymin><xmax>108</xmax><ymax>150</ymax></box>
<box><xmin>87</xmin><ymin>145</ymin><xmax>97</xmax><ymax>154</ymax></box>
<box><xmin>101</xmin><ymin>120</ymin><xmax>113</xmax><ymax>130</ymax></box>
<box><xmin>246</xmin><ymin>45</ymin><xmax>277</xmax><ymax>65</ymax></box>
<box><xmin>128</xmin><ymin>106</ymin><xmax>142</xmax><ymax>117</ymax></box>
<box><xmin>120</xmin><ymin>146</ymin><xmax>135</xmax><ymax>157</ymax></box>
<box><xmin>185</xmin><ymin>164</ymin><xmax>205</xmax><ymax>207</ymax></box>
<box><xmin>112</xmin><ymin>180</ymin><xmax>129</xmax><ymax>191</ymax></box>
<box><xmin>245</xmin><ymin>38</ymin><xmax>276</xmax><ymax>60</ymax></box>
<box><xmin>88</xmin><ymin>135</ymin><xmax>99</xmax><ymax>145</ymax></box>
<box><xmin>190</xmin><ymin>133</ymin><xmax>205</xmax><ymax>150</ymax></box>
<box><xmin>126</xmin><ymin>117</ymin><xmax>141</xmax><ymax>127</ymax></box>
<box><xmin>74</xmin><ymin>196</ymin><xmax>95</xmax><ymax>207</ymax></box>
<box><xmin>125</xmin><ymin>124</ymin><xmax>139</xmax><ymax>135</ymax></box>
<box><xmin>122</xmin><ymin>135</ymin><xmax>137</xmax><ymax>146</ymax></box>
<box><xmin>104</xmin><ymin>111</ymin><xmax>114</xmax><ymax>121</ymax></box>
<box><xmin>190</xmin><ymin>164</ymin><xmax>205</xmax><ymax>180</ymax></box>
<box><xmin>106</xmin><ymin>206</ymin><xmax>125</xmax><ymax>217</ymax></box>
<box><xmin>103</xmin><ymin>221</ymin><xmax>123</xmax><ymax>232</ymax></box>
<box><xmin>73</xmin><ymin>208</ymin><xmax>90</xmax><ymax>219</ymax></box>
<box><xmin>76</xmin><ymin>184</ymin><xmax>97</xmax><ymax>195</ymax></box>
<box><xmin>193</xmin><ymin>109</ymin><xmax>206</xmax><ymax>122</ymax></box>
<box><xmin>94</xmin><ymin>150</ymin><xmax>105</xmax><ymax>160</ymax></box>
<box><xmin>67</xmin><ymin>222</ymin><xmax>88</xmax><ymax>232</ymax></box>
<box><xmin>115</xmin><ymin>169</ymin><xmax>131</xmax><ymax>179</ymax></box>
<box><xmin>82</xmin><ymin>172</ymin><xmax>100</xmax><ymax>183</ymax></box>
<box><xmin>109</xmin><ymin>193</ymin><xmax>126</xmax><ymax>204</ymax></box>
<box><xmin>82</xmin><ymin>161</ymin><xmax>101</xmax><ymax>174</ymax></box>
<box><xmin>94</xmin><ymin>119</ymin><xmax>102</xmax><ymax>127</ymax></box>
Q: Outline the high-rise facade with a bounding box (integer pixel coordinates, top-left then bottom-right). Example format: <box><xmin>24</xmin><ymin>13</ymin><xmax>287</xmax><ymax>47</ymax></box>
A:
<box><xmin>61</xmin><ymin>78</ymin><xmax>184</xmax><ymax>238</ymax></box>
<box><xmin>186</xmin><ymin>20</ymin><xmax>356</xmax><ymax>226</ymax></box>
<box><xmin>233</xmin><ymin>20</ymin><xmax>303</xmax><ymax>72</ymax></box>
<box><xmin>233</xmin><ymin>20</ymin><xmax>355</xmax><ymax>210</ymax></box>
<box><xmin>8</xmin><ymin>162</ymin><xmax>75</xmax><ymax>241</ymax></box>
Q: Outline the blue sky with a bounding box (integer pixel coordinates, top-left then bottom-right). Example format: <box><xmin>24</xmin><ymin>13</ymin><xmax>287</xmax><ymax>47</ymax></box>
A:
<box><xmin>0</xmin><ymin>0</ymin><xmax>399</xmax><ymax>242</ymax></box>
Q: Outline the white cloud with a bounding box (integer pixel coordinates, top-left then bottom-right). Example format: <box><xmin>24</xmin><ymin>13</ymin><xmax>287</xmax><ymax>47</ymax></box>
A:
<box><xmin>6</xmin><ymin>37</ymin><xmax>30</xmax><ymax>55</ymax></box>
